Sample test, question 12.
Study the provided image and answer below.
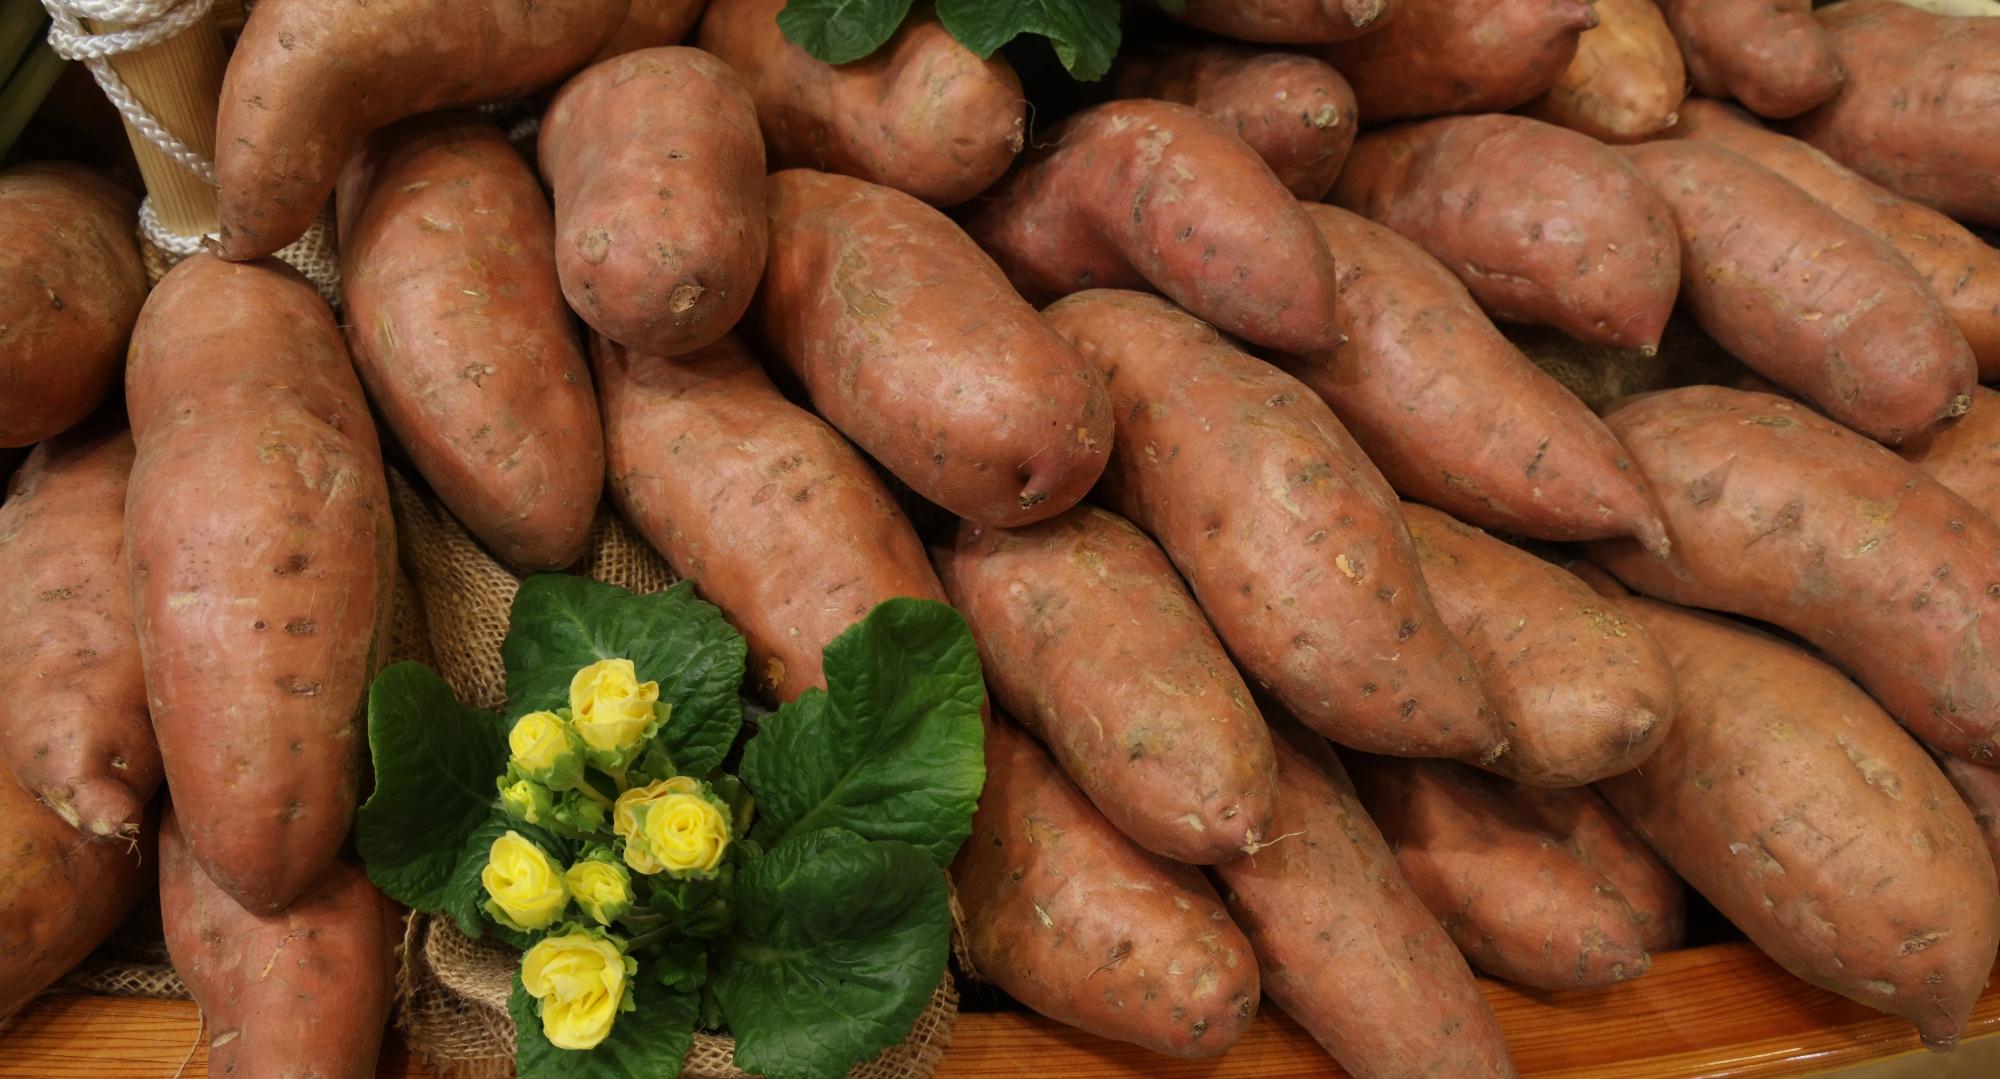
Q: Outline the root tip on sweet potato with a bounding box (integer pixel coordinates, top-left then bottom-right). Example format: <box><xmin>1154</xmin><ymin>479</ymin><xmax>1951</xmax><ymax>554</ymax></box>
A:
<box><xmin>1948</xmin><ymin>393</ymin><xmax>1973</xmax><ymax>419</ymax></box>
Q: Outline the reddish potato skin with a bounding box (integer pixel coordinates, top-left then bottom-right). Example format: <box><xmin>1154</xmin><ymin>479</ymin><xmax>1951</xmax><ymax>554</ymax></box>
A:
<box><xmin>0</xmin><ymin>775</ymin><xmax>150</xmax><ymax>1022</ymax></box>
<box><xmin>1324</xmin><ymin>0</ymin><xmax>1597</xmax><ymax>121</ymax></box>
<box><xmin>160</xmin><ymin>810</ymin><xmax>398</xmax><ymax>1079</ymax></box>
<box><xmin>337</xmin><ymin>115</ymin><xmax>603</xmax><ymax>572</ymax></box>
<box><xmin>1597</xmin><ymin>596</ymin><xmax>2000</xmax><ymax>1050</ymax></box>
<box><xmin>0</xmin><ymin>165</ymin><xmax>144</xmax><ymax>448</ymax></box>
<box><xmin>593</xmin><ymin>0</ymin><xmax>704</xmax><ymax>60</ymax></box>
<box><xmin>1522</xmin><ymin>0</ymin><xmax>1688</xmax><ymax>143</ymax></box>
<box><xmin>593</xmin><ymin>332</ymin><xmax>947</xmax><ymax>702</ymax></box>
<box><xmin>0</xmin><ymin>429</ymin><xmax>160</xmax><ymax>840</ymax></box>
<box><xmin>1622</xmin><ymin>141</ymin><xmax>1974</xmax><ymax>448</ymax></box>
<box><xmin>215</xmin><ymin>0</ymin><xmax>625</xmax><ymax>258</ymax></box>
<box><xmin>1167</xmin><ymin>0</ymin><xmax>1402</xmax><ymax>43</ymax></box>
<box><xmin>1517</xmin><ymin>784</ymin><xmax>1685</xmax><ymax>953</ymax></box>
<box><xmin>1588</xmin><ymin>387</ymin><xmax>2000</xmax><ymax>765</ymax></box>
<box><xmin>936</xmin><ymin>506</ymin><xmax>1278</xmax><ymax>864</ymax></box>
<box><xmin>1792</xmin><ymin>1</ymin><xmax>2000</xmax><ymax>227</ymax></box>
<box><xmin>1213</xmin><ymin>726</ymin><xmax>1518</xmax><ymax>1078</ymax></box>
<box><xmin>1656</xmin><ymin>0</ymin><xmax>1844</xmax><ymax>119</ymax></box>
<box><xmin>1903</xmin><ymin>387</ymin><xmax>2000</xmax><ymax>521</ymax></box>
<box><xmin>1044</xmin><ymin>291</ymin><xmax>1500</xmax><ymax>762</ymax></box>
<box><xmin>954</xmin><ymin>716</ymin><xmax>1261</xmax><ymax>1057</ymax></box>
<box><xmin>1938</xmin><ymin>754</ymin><xmax>2000</xmax><ymax>875</ymax></box>
<box><xmin>126</xmin><ymin>256</ymin><xmax>393</xmax><ymax>914</ymax></box>
<box><xmin>1332</xmin><ymin>115</ymin><xmax>1679</xmax><ymax>350</ymax></box>
<box><xmin>962</xmin><ymin>100</ymin><xmax>1341</xmax><ymax>354</ymax></box>
<box><xmin>1400</xmin><ymin>502</ymin><xmax>1675</xmax><ymax>787</ymax></box>
<box><xmin>754</xmin><ymin>169</ymin><xmax>1111</xmax><ymax>527</ymax></box>
<box><xmin>697</xmin><ymin>0</ymin><xmax>1023</xmax><ymax>206</ymax></box>
<box><xmin>1672</xmin><ymin>99</ymin><xmax>2000</xmax><ymax>380</ymax></box>
<box><xmin>540</xmin><ymin>48</ymin><xmax>767</xmax><ymax>358</ymax></box>
<box><xmin>1109</xmin><ymin>45</ymin><xmax>1356</xmax><ymax>201</ymax></box>
<box><xmin>1273</xmin><ymin>204</ymin><xmax>1668</xmax><ymax>552</ymax></box>
<box><xmin>1350</xmin><ymin>755</ymin><xmax>1653</xmax><ymax>989</ymax></box>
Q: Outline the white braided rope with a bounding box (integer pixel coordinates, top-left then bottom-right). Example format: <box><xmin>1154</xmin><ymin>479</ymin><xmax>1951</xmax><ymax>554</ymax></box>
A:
<box><xmin>41</xmin><ymin>0</ymin><xmax>219</xmax><ymax>185</ymax></box>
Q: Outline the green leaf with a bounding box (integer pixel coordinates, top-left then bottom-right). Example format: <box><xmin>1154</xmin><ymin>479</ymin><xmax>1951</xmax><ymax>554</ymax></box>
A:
<box><xmin>739</xmin><ymin>599</ymin><xmax>984</xmax><ymax>865</ymax></box>
<box><xmin>511</xmin><ymin>970</ymin><xmax>698</xmax><ymax>1079</ymax></box>
<box><xmin>777</xmin><ymin>0</ymin><xmax>916</xmax><ymax>65</ymax></box>
<box><xmin>357</xmin><ymin>663</ymin><xmax>508</xmax><ymax>910</ymax></box>
<box><xmin>935</xmin><ymin>0</ymin><xmax>1123</xmax><ymax>81</ymax></box>
<box><xmin>503</xmin><ymin>576</ymin><xmax>746</xmax><ymax>778</ymax></box>
<box><xmin>1153</xmin><ymin>0</ymin><xmax>1186</xmax><ymax>13</ymax></box>
<box><xmin>713</xmin><ymin>830</ymin><xmax>951</xmax><ymax>1079</ymax></box>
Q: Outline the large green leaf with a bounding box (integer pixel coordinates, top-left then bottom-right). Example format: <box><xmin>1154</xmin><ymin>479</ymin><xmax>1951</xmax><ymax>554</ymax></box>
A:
<box><xmin>503</xmin><ymin>576</ymin><xmax>746</xmax><ymax>778</ymax></box>
<box><xmin>712</xmin><ymin>830</ymin><xmax>951</xmax><ymax>1079</ymax></box>
<box><xmin>738</xmin><ymin>599</ymin><xmax>984</xmax><ymax>865</ymax></box>
<box><xmin>357</xmin><ymin>663</ymin><xmax>507</xmax><ymax>909</ymax></box>
<box><xmin>776</xmin><ymin>0</ymin><xmax>915</xmax><ymax>65</ymax></box>
<box><xmin>935</xmin><ymin>0</ymin><xmax>1123</xmax><ymax>80</ymax></box>
<box><xmin>511</xmin><ymin>969</ymin><xmax>698</xmax><ymax>1079</ymax></box>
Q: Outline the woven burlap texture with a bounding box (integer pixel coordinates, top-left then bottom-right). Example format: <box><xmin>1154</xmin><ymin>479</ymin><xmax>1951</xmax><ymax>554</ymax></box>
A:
<box><xmin>388</xmin><ymin>473</ymin><xmax>960</xmax><ymax>1079</ymax></box>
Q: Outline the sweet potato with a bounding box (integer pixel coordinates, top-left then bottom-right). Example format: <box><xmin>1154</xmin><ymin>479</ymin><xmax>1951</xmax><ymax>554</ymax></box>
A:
<box><xmin>1164</xmin><ymin>0</ymin><xmax>1401</xmax><ymax>42</ymax></box>
<box><xmin>0</xmin><ymin>429</ymin><xmax>160</xmax><ymax>840</ymax></box>
<box><xmin>1043</xmin><ymin>290</ymin><xmax>1500</xmax><ymax>761</ymax></box>
<box><xmin>753</xmin><ymin>169</ymin><xmax>1110</xmax><ymax>527</ymax></box>
<box><xmin>1672</xmin><ymin>99</ymin><xmax>2000</xmax><ymax>379</ymax></box>
<box><xmin>1938</xmin><ymin>754</ymin><xmax>2000</xmax><ymax>881</ymax></box>
<box><xmin>0</xmin><ymin>164</ymin><xmax>144</xmax><ymax>448</ymax></box>
<box><xmin>1656</xmin><ymin>0</ymin><xmax>1844</xmax><ymax>119</ymax></box>
<box><xmin>963</xmin><ymin>100</ymin><xmax>1341</xmax><ymax>354</ymax></box>
<box><xmin>1331</xmin><ymin>114</ymin><xmax>1679</xmax><ymax>350</ymax></box>
<box><xmin>1109</xmin><ymin>44</ymin><xmax>1356</xmax><ymax>200</ymax></box>
<box><xmin>1521</xmin><ymin>0</ymin><xmax>1687</xmax><ymax>142</ymax></box>
<box><xmin>161</xmin><ymin>809</ymin><xmax>398</xmax><ymax>1079</ymax></box>
<box><xmin>1323</xmin><ymin>0</ymin><xmax>1597</xmax><ymax>121</ymax></box>
<box><xmin>593</xmin><ymin>0</ymin><xmax>704</xmax><ymax>59</ymax></box>
<box><xmin>1350</xmin><ymin>755</ymin><xmax>1653</xmax><ymax>989</ymax></box>
<box><xmin>337</xmin><ymin>114</ymin><xmax>603</xmax><ymax>572</ymax></box>
<box><xmin>214</xmin><ymin>0</ymin><xmax>625</xmax><ymax>259</ymax></box>
<box><xmin>1271</xmin><ymin>204</ymin><xmax>1668</xmax><ymax>552</ymax></box>
<box><xmin>1587</xmin><ymin>386</ymin><xmax>2000</xmax><ymax>764</ymax></box>
<box><xmin>1596</xmin><ymin>595</ymin><xmax>2000</xmax><ymax>1050</ymax></box>
<box><xmin>1399</xmin><ymin>502</ymin><xmax>1675</xmax><ymax>787</ymax></box>
<box><xmin>1212</xmin><ymin>725</ymin><xmax>1517</xmax><ymax>1078</ymax></box>
<box><xmin>126</xmin><ymin>256</ymin><xmax>393</xmax><ymax>914</ymax></box>
<box><xmin>593</xmin><ymin>332</ymin><xmax>947</xmax><ymax>702</ymax></box>
<box><xmin>1902</xmin><ymin>387</ymin><xmax>2000</xmax><ymax>520</ymax></box>
<box><xmin>953</xmin><ymin>715</ymin><xmax>1261</xmax><ymax>1057</ymax></box>
<box><xmin>1515</xmin><ymin>784</ymin><xmax>1685</xmax><ymax>952</ymax></box>
<box><xmin>936</xmin><ymin>506</ymin><xmax>1277</xmax><ymax>863</ymax></box>
<box><xmin>697</xmin><ymin>0</ymin><xmax>1023</xmax><ymax>206</ymax></box>
<box><xmin>540</xmin><ymin>47</ymin><xmax>766</xmax><ymax>358</ymax></box>
<box><xmin>1621</xmin><ymin>140</ymin><xmax>1975</xmax><ymax>447</ymax></box>
<box><xmin>1791</xmin><ymin>0</ymin><xmax>2000</xmax><ymax>227</ymax></box>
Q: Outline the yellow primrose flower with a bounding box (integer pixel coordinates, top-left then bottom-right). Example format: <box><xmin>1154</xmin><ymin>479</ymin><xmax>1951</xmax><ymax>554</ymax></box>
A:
<box><xmin>480</xmin><ymin>831</ymin><xmax>568</xmax><ymax>931</ymax></box>
<box><xmin>564</xmin><ymin>857</ymin><xmax>634</xmax><ymax>927</ymax></box>
<box><xmin>568</xmin><ymin>658</ymin><xmax>660</xmax><ymax>755</ymax></box>
<box><xmin>614</xmin><ymin>776</ymin><xmax>730</xmax><ymax>878</ymax></box>
<box><xmin>508</xmin><ymin>710</ymin><xmax>581</xmax><ymax>787</ymax></box>
<box><xmin>521</xmin><ymin>931</ymin><xmax>630</xmax><ymax>1051</ymax></box>
<box><xmin>498</xmin><ymin>778</ymin><xmax>552</xmax><ymax>825</ymax></box>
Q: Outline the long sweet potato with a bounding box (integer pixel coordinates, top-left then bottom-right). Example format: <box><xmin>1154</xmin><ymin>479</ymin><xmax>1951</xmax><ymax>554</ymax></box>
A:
<box><xmin>1271</xmin><ymin>204</ymin><xmax>1668</xmax><ymax>552</ymax></box>
<box><xmin>1516</xmin><ymin>783</ymin><xmax>1685</xmax><ymax>953</ymax></box>
<box><xmin>1164</xmin><ymin>0</ymin><xmax>1401</xmax><ymax>42</ymax></box>
<box><xmin>1792</xmin><ymin>0</ymin><xmax>2000</xmax><ymax>227</ymax></box>
<box><xmin>1588</xmin><ymin>386</ymin><xmax>2000</xmax><ymax>764</ymax></box>
<box><xmin>1043</xmin><ymin>290</ymin><xmax>1500</xmax><ymax>762</ymax></box>
<box><xmin>1672</xmin><ymin>99</ymin><xmax>2000</xmax><ymax>380</ymax></box>
<box><xmin>1522</xmin><ymin>0</ymin><xmax>1687</xmax><ymax>142</ymax></box>
<box><xmin>337</xmin><ymin>114</ymin><xmax>603</xmax><ymax>572</ymax></box>
<box><xmin>1331</xmin><ymin>114</ymin><xmax>1679</xmax><ymax>350</ymax></box>
<box><xmin>1938</xmin><ymin>753</ymin><xmax>2000</xmax><ymax>880</ymax></box>
<box><xmin>1597</xmin><ymin>595</ymin><xmax>2000</xmax><ymax>1050</ymax></box>
<box><xmin>1622</xmin><ymin>140</ymin><xmax>1974</xmax><ymax>447</ymax></box>
<box><xmin>126</xmin><ymin>256</ymin><xmax>393</xmax><ymax>914</ymax></box>
<box><xmin>1109</xmin><ymin>44</ymin><xmax>1356</xmax><ymax>201</ymax></box>
<box><xmin>1902</xmin><ymin>387</ymin><xmax>2000</xmax><ymax>520</ymax></box>
<box><xmin>936</xmin><ymin>506</ymin><xmax>1278</xmax><ymax>863</ymax></box>
<box><xmin>594</xmin><ymin>332</ymin><xmax>947</xmax><ymax>702</ymax></box>
<box><xmin>0</xmin><ymin>429</ymin><xmax>159</xmax><ymax>840</ymax></box>
<box><xmin>1400</xmin><ymin>502</ymin><xmax>1675</xmax><ymax>787</ymax></box>
<box><xmin>753</xmin><ymin>169</ymin><xmax>1110</xmax><ymax>527</ymax></box>
<box><xmin>697</xmin><ymin>0</ymin><xmax>1023</xmax><ymax>206</ymax></box>
<box><xmin>1656</xmin><ymin>0</ymin><xmax>1844</xmax><ymax>119</ymax></box>
<box><xmin>214</xmin><ymin>0</ymin><xmax>625</xmax><ymax>258</ymax></box>
<box><xmin>963</xmin><ymin>100</ymin><xmax>1341</xmax><ymax>354</ymax></box>
<box><xmin>161</xmin><ymin>809</ymin><xmax>398</xmax><ymax>1079</ymax></box>
<box><xmin>1212</xmin><ymin>725</ymin><xmax>1517</xmax><ymax>1078</ymax></box>
<box><xmin>540</xmin><ymin>47</ymin><xmax>766</xmax><ymax>358</ymax></box>
<box><xmin>1350</xmin><ymin>755</ymin><xmax>1654</xmax><ymax>989</ymax></box>
<box><xmin>953</xmin><ymin>716</ymin><xmax>1260</xmax><ymax>1057</ymax></box>
<box><xmin>1323</xmin><ymin>0</ymin><xmax>1597</xmax><ymax>121</ymax></box>
<box><xmin>0</xmin><ymin>164</ymin><xmax>144</xmax><ymax>448</ymax></box>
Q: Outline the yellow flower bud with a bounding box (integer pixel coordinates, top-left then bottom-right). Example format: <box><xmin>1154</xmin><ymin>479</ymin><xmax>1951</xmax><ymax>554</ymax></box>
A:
<box><xmin>614</xmin><ymin>776</ymin><xmax>730</xmax><ymax>878</ymax></box>
<box><xmin>481</xmin><ymin>831</ymin><xmax>568</xmax><ymax>931</ymax></box>
<box><xmin>521</xmin><ymin>932</ymin><xmax>629</xmax><ymax>1051</ymax></box>
<box><xmin>564</xmin><ymin>858</ymin><xmax>633</xmax><ymax>927</ymax></box>
<box><xmin>568</xmin><ymin>659</ymin><xmax>660</xmax><ymax>755</ymax></box>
